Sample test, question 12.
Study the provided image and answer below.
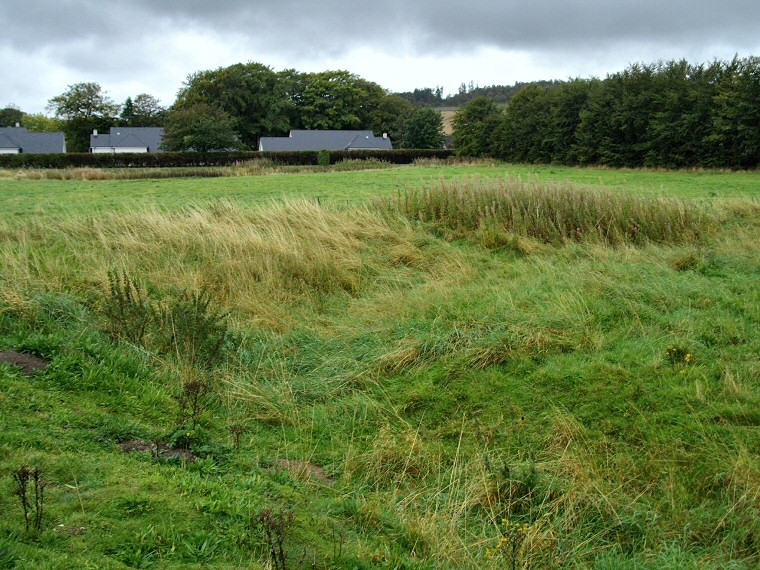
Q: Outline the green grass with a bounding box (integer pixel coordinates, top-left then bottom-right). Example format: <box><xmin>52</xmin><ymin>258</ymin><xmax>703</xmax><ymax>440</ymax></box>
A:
<box><xmin>1</xmin><ymin>162</ymin><xmax>758</xmax><ymax>218</ymax></box>
<box><xmin>1</xmin><ymin>164</ymin><xmax>759</xmax><ymax>568</ymax></box>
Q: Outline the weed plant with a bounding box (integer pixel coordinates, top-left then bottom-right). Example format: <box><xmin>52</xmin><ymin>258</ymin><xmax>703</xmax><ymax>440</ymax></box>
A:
<box><xmin>255</xmin><ymin>506</ymin><xmax>295</xmax><ymax>570</ymax></box>
<box><xmin>104</xmin><ymin>269</ymin><xmax>152</xmax><ymax>343</ymax></box>
<box><xmin>153</xmin><ymin>287</ymin><xmax>231</xmax><ymax>369</ymax></box>
<box><xmin>13</xmin><ymin>466</ymin><xmax>45</xmax><ymax>534</ymax></box>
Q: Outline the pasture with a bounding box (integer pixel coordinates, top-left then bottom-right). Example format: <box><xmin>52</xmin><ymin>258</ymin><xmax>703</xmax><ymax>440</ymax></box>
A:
<box><xmin>0</xmin><ymin>162</ymin><xmax>759</xmax><ymax>568</ymax></box>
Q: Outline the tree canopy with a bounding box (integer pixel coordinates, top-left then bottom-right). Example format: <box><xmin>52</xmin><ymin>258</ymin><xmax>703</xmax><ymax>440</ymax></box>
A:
<box><xmin>0</xmin><ymin>106</ymin><xmax>24</xmax><ymax>127</ymax></box>
<box><xmin>161</xmin><ymin>103</ymin><xmax>242</xmax><ymax>152</ymax></box>
<box><xmin>451</xmin><ymin>57</ymin><xmax>760</xmax><ymax>170</ymax></box>
<box><xmin>452</xmin><ymin>97</ymin><xmax>501</xmax><ymax>157</ymax></box>
<box><xmin>398</xmin><ymin>107</ymin><xmax>445</xmax><ymax>149</ymax></box>
<box><xmin>120</xmin><ymin>94</ymin><xmax>167</xmax><ymax>127</ymax></box>
<box><xmin>21</xmin><ymin>113</ymin><xmax>64</xmax><ymax>132</ymax></box>
<box><xmin>46</xmin><ymin>82</ymin><xmax>119</xmax><ymax>120</ymax></box>
<box><xmin>173</xmin><ymin>63</ymin><xmax>396</xmax><ymax>148</ymax></box>
<box><xmin>46</xmin><ymin>83</ymin><xmax>119</xmax><ymax>151</ymax></box>
<box><xmin>175</xmin><ymin>62</ymin><xmax>290</xmax><ymax>149</ymax></box>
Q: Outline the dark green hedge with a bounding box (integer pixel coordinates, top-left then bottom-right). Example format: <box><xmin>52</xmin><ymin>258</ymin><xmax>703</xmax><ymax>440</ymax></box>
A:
<box><xmin>0</xmin><ymin>149</ymin><xmax>452</xmax><ymax>169</ymax></box>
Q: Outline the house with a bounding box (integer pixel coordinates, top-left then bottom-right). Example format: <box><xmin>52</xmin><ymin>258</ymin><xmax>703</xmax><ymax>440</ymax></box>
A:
<box><xmin>0</xmin><ymin>125</ymin><xmax>66</xmax><ymax>153</ymax></box>
<box><xmin>258</xmin><ymin>130</ymin><xmax>392</xmax><ymax>152</ymax></box>
<box><xmin>90</xmin><ymin>127</ymin><xmax>164</xmax><ymax>153</ymax></box>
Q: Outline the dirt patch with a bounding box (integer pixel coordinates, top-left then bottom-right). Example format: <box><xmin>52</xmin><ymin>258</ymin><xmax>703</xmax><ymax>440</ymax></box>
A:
<box><xmin>0</xmin><ymin>349</ymin><xmax>50</xmax><ymax>376</ymax></box>
<box><xmin>55</xmin><ymin>524</ymin><xmax>87</xmax><ymax>536</ymax></box>
<box><xmin>120</xmin><ymin>440</ymin><xmax>197</xmax><ymax>463</ymax></box>
<box><xmin>272</xmin><ymin>459</ymin><xmax>334</xmax><ymax>486</ymax></box>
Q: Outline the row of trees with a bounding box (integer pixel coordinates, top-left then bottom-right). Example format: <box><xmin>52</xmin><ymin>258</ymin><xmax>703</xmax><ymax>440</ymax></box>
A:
<box><xmin>452</xmin><ymin>57</ymin><xmax>760</xmax><ymax>169</ymax></box>
<box><xmin>164</xmin><ymin>63</ymin><xmax>443</xmax><ymax>151</ymax></box>
<box><xmin>3</xmin><ymin>63</ymin><xmax>445</xmax><ymax>152</ymax></box>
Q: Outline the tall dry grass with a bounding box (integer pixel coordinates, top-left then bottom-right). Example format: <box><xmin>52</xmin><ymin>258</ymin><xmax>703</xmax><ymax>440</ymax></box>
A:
<box><xmin>0</xmin><ymin>199</ymin><xmax>462</xmax><ymax>329</ymax></box>
<box><xmin>0</xmin><ymin>158</ymin><xmax>393</xmax><ymax>181</ymax></box>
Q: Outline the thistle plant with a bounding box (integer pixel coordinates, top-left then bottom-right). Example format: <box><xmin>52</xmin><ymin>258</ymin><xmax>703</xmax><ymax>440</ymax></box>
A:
<box><xmin>13</xmin><ymin>466</ymin><xmax>45</xmax><ymax>534</ymax></box>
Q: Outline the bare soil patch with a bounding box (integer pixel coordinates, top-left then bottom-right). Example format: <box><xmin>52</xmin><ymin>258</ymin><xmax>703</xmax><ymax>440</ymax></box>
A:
<box><xmin>120</xmin><ymin>440</ymin><xmax>197</xmax><ymax>463</ymax></box>
<box><xmin>0</xmin><ymin>349</ymin><xmax>50</xmax><ymax>375</ymax></box>
<box><xmin>272</xmin><ymin>458</ymin><xmax>334</xmax><ymax>485</ymax></box>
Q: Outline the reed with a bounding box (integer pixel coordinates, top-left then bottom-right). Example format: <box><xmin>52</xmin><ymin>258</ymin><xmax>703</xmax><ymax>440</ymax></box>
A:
<box><xmin>384</xmin><ymin>175</ymin><xmax>713</xmax><ymax>245</ymax></box>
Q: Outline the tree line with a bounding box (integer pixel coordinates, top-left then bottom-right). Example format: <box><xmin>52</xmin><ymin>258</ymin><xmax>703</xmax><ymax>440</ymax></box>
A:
<box><xmin>452</xmin><ymin>57</ymin><xmax>760</xmax><ymax>169</ymax></box>
<box><xmin>396</xmin><ymin>80</ymin><xmax>562</xmax><ymax>107</ymax></box>
<box><xmin>4</xmin><ymin>56</ymin><xmax>758</xmax><ymax>166</ymax></box>
<box><xmin>2</xmin><ymin>63</ymin><xmax>445</xmax><ymax>153</ymax></box>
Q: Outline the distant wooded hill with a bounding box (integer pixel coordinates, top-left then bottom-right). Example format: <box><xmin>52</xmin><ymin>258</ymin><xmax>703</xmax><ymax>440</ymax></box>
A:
<box><xmin>395</xmin><ymin>80</ymin><xmax>563</xmax><ymax>107</ymax></box>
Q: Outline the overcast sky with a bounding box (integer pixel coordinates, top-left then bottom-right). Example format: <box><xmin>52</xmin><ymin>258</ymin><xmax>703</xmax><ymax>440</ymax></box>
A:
<box><xmin>2</xmin><ymin>1</ymin><xmax>759</xmax><ymax>115</ymax></box>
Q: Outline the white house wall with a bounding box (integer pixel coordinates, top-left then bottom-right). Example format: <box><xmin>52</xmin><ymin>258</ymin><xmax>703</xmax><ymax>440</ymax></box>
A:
<box><xmin>115</xmin><ymin>147</ymin><xmax>148</xmax><ymax>153</ymax></box>
<box><xmin>91</xmin><ymin>147</ymin><xmax>149</xmax><ymax>153</ymax></box>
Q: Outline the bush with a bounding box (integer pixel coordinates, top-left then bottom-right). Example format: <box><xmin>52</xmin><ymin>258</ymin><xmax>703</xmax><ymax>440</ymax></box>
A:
<box><xmin>317</xmin><ymin>150</ymin><xmax>331</xmax><ymax>166</ymax></box>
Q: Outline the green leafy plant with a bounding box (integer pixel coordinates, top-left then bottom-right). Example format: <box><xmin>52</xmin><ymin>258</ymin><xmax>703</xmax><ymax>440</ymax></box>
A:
<box><xmin>166</xmin><ymin>424</ymin><xmax>212</xmax><ymax>452</ymax></box>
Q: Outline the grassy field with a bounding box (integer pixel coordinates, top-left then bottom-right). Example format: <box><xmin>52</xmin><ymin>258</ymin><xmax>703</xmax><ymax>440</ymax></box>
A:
<box><xmin>0</xmin><ymin>162</ymin><xmax>759</xmax><ymax>568</ymax></box>
<box><xmin>1</xmin><ymin>162</ymin><xmax>757</xmax><ymax>217</ymax></box>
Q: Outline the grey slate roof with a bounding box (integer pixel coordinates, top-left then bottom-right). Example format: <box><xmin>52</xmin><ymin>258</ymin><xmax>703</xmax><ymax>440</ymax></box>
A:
<box><xmin>0</xmin><ymin>127</ymin><xmax>66</xmax><ymax>153</ymax></box>
<box><xmin>90</xmin><ymin>127</ymin><xmax>165</xmax><ymax>152</ymax></box>
<box><xmin>259</xmin><ymin>130</ymin><xmax>392</xmax><ymax>151</ymax></box>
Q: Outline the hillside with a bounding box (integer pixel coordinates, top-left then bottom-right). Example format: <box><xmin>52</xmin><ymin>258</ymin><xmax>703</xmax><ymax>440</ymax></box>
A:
<box><xmin>1</xmin><ymin>163</ymin><xmax>759</xmax><ymax>569</ymax></box>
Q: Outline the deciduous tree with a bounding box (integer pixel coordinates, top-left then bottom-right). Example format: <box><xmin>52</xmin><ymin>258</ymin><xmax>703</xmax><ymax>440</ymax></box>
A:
<box><xmin>297</xmin><ymin>70</ymin><xmax>384</xmax><ymax>131</ymax></box>
<box><xmin>367</xmin><ymin>94</ymin><xmax>414</xmax><ymax>143</ymax></box>
<box><xmin>176</xmin><ymin>62</ymin><xmax>291</xmax><ymax>148</ymax></box>
<box><xmin>0</xmin><ymin>105</ymin><xmax>24</xmax><ymax>127</ymax></box>
<box><xmin>21</xmin><ymin>113</ymin><xmax>64</xmax><ymax>132</ymax></box>
<box><xmin>452</xmin><ymin>96</ymin><xmax>501</xmax><ymax>157</ymax></box>
<box><xmin>161</xmin><ymin>103</ymin><xmax>241</xmax><ymax>152</ymax></box>
<box><xmin>120</xmin><ymin>94</ymin><xmax>167</xmax><ymax>127</ymax></box>
<box><xmin>398</xmin><ymin>107</ymin><xmax>445</xmax><ymax>149</ymax></box>
<box><xmin>46</xmin><ymin>82</ymin><xmax>119</xmax><ymax>152</ymax></box>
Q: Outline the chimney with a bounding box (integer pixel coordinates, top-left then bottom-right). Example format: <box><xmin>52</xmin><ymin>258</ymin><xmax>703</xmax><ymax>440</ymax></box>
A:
<box><xmin>93</xmin><ymin>129</ymin><xmax>98</xmax><ymax>136</ymax></box>
<box><xmin>15</xmin><ymin>122</ymin><xmax>20</xmax><ymax>128</ymax></box>
<box><xmin>382</xmin><ymin>133</ymin><xmax>388</xmax><ymax>139</ymax></box>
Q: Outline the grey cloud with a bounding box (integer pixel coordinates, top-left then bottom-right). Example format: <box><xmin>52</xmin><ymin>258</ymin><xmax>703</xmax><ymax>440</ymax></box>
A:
<box><xmin>122</xmin><ymin>0</ymin><xmax>760</xmax><ymax>52</ymax></box>
<box><xmin>2</xmin><ymin>0</ymin><xmax>759</xmax><ymax>112</ymax></box>
<box><xmin>7</xmin><ymin>0</ymin><xmax>759</xmax><ymax>56</ymax></box>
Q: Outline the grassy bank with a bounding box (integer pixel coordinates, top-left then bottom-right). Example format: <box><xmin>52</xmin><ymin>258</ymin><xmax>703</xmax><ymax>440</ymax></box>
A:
<box><xmin>1</xmin><ymin>168</ymin><xmax>759</xmax><ymax>568</ymax></box>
